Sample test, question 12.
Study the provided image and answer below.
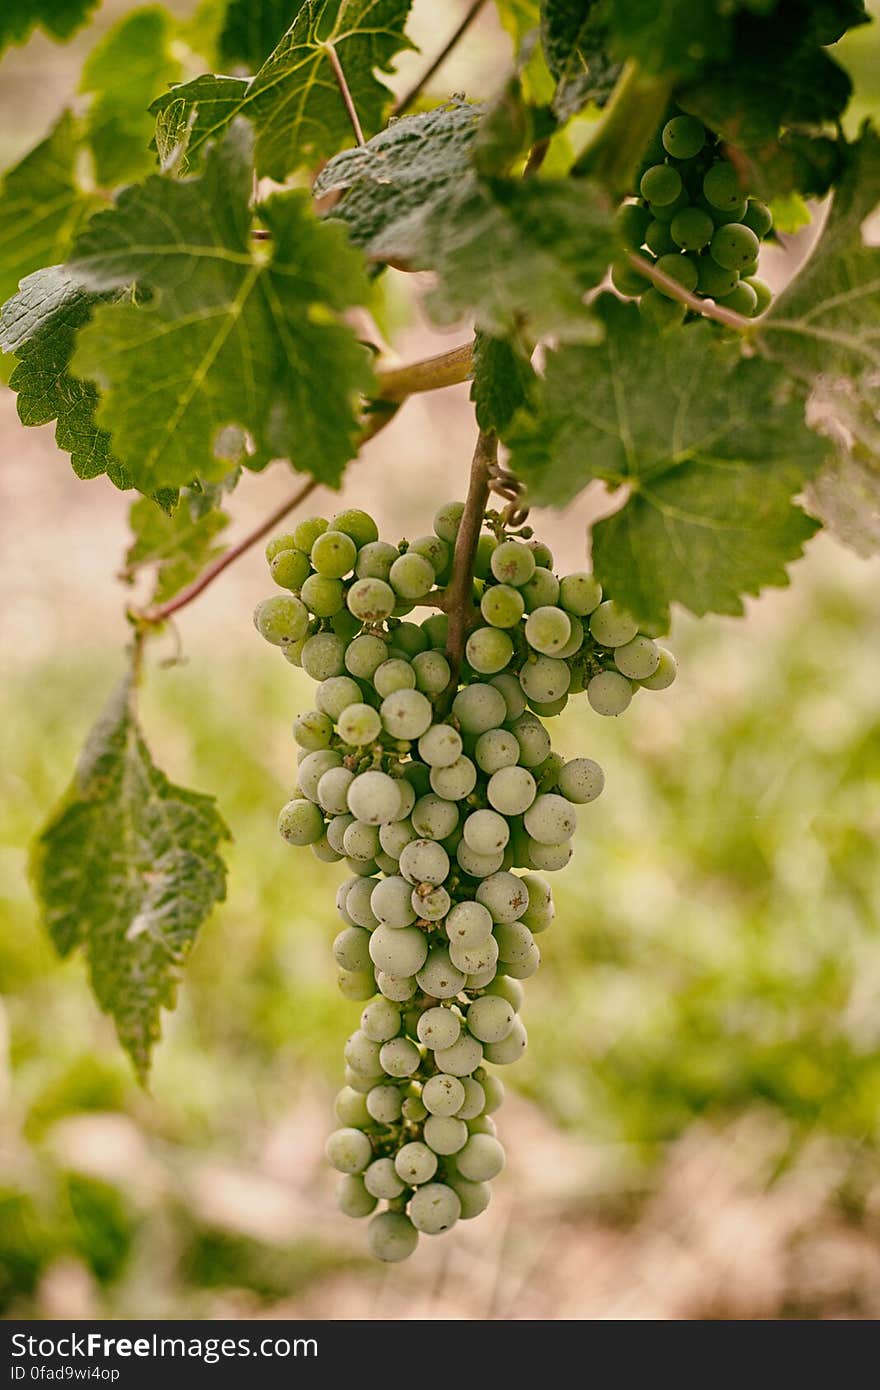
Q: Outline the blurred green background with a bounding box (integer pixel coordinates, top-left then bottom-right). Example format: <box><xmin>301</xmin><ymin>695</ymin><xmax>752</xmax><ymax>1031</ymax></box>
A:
<box><xmin>2</xmin><ymin>1</ymin><xmax>880</xmax><ymax>1321</ymax></box>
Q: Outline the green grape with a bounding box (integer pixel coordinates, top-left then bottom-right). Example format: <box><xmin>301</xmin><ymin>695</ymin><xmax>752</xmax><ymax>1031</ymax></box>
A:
<box><xmin>526</xmin><ymin>539</ymin><xmax>554</xmax><ymax>569</ymax></box>
<box><xmin>366</xmin><ymin>1084</ymin><xmax>403</xmax><ymax>1124</ymax></box>
<box><xmin>330</xmin><ymin>508</ymin><xmax>379</xmax><ymax>548</ymax></box>
<box><xmin>462</xmin><ymin>809</ymin><xmax>509</xmax><ymax>857</ymax></box>
<box><xmin>422</xmin><ymin>1073</ymin><xmax>466</xmax><ymax>1116</ymax></box>
<box><xmin>369</xmin><ymin>924</ymin><xmax>428</xmax><ymax>977</ymax></box>
<box><xmin>409</xmin><ymin>1183</ymin><xmax>461</xmax><ymax>1235</ymax></box>
<box><xmin>476</xmin><ymin>871</ymin><xmax>529</xmax><ymax>924</ymax></box>
<box><xmin>333</xmin><ymin>926</ymin><xmax>372</xmax><ymax>973</ymax></box>
<box><xmin>615</xmin><ymin>200</ymin><xmax>651</xmax><ymax>249</ymax></box>
<box><xmin>269</xmin><ymin>547</ymin><xmax>311</xmax><ymax>592</ymax></box>
<box><xmin>315</xmin><ymin>675</ymin><xmax>362</xmax><ymax>720</ymax></box>
<box><xmin>559</xmin><ymin>572</ymin><xmax>602</xmax><ymax>616</ymax></box>
<box><xmin>466</xmin><ymin>1114</ymin><xmax>497</xmax><ymax>1135</ymax></box>
<box><xmin>654</xmin><ymin>252</ymin><xmax>699</xmax><ymax>297</ymax></box>
<box><xmin>301</xmin><ymin>633</ymin><xmax>346</xmax><ymax>681</ymax></box>
<box><xmin>454</xmin><ymin>1076</ymin><xmax>486</xmax><ymax>1121</ymax></box>
<box><xmin>739</xmin><ymin>256</ymin><xmax>760</xmax><ymax>278</ymax></box>
<box><xmin>337</xmin><ymin>1175</ymin><xmax>377</xmax><ymax>1218</ymax></box>
<box><xmin>527</xmin><ymin>838</ymin><xmax>572</xmax><ymax>871</ymax></box>
<box><xmin>670</xmin><ymin>205</ymin><xmax>714</xmax><ymax>251</ymax></box>
<box><xmin>344</xmin><ymin>1064</ymin><xmax>383</xmax><ymax>1093</ymax></box>
<box><xmin>416</xmin><ymin>727</ymin><xmax>460</xmax><ymax>772</ymax></box>
<box><xmin>528</xmin><ymin>695</ymin><xmax>569</xmax><ymax>718</ymax></box>
<box><xmin>413</xmin><ymin>883</ymin><xmax>451</xmax><ymax>921</ymax></box>
<box><xmin>379</xmin><ymin>1036</ymin><xmax>421</xmax><ymax>1077</ymax></box>
<box><xmin>345</xmin><ymin>633</ymin><xmax>387</xmax><ymax>679</ymax></box>
<box><xmin>301</xmin><ymin>573</ymin><xmax>344</xmax><ymax>617</ymax></box>
<box><xmin>399</xmin><ymin>838</ymin><xmax>449</xmax><ymax>887</ymax></box>
<box><xmin>266</xmin><ymin>532</ymin><xmax>298</xmax><ymax>562</ymax></box>
<box><xmin>473</xmin><ymin>531</ymin><xmax>497</xmax><ymax>579</ymax></box>
<box><xmin>416</xmin><ymin>946</ymin><xmax>467</xmax><ymax>1000</ymax></box>
<box><xmin>639</xmin><ymin>646</ymin><xmax>677</xmax><ymax>690</ymax></box>
<box><xmin>645</xmin><ymin>217</ymin><xmax>677</xmax><ymax>257</ymax></box>
<box><xmin>343</xmin><ymin>820</ymin><xmax>382</xmax><ymax>862</ymax></box>
<box><xmin>337</xmin><ymin>702</ymin><xmax>382</xmax><ymax>746</ymax></box>
<box><xmin>293</xmin><ymin>709</ymin><xmax>333</xmax><ymax>750</ymax></box>
<box><xmin>367</xmin><ymin>1211</ymin><xmax>419</xmax><ymax>1262</ymax></box>
<box><xmin>495</xmin><ymin>920</ymin><xmax>534</xmax><ymax>964</ymax></box>
<box><xmin>411</xmin><ymin>650</ymin><xmax>449</xmax><ymax>695</ymax></box>
<box><xmin>371</xmin><ymin>875</ymin><xmax>417</xmax><ymax>927</ymax></box>
<box><xmin>312</xmin><ymin>833</ymin><xmax>343</xmax><ymax>863</ymax></box>
<box><xmin>614</xmin><ymin>635</ymin><xmax>660</xmax><ymax>679</ymax></box>
<box><xmin>746</xmin><ymin>277</ymin><xmax>772</xmax><ymax>314</ymax></box>
<box><xmin>254</xmin><ymin>595</ymin><xmax>309</xmax><ymax>646</ymax></box>
<box><xmin>452</xmin><ymin>682</ymin><xmax>508</xmax><ymax>735</ymax></box>
<box><xmin>355</xmin><ymin>540</ymin><xmax>398</xmax><ymax>581</ymax></box>
<box><xmin>375</xmin><ymin>851</ymin><xmax>399</xmax><ymax>876</ymax></box>
<box><xmin>422</xmin><ymin>612</ymin><xmax>449</xmax><ymax>648</ymax></box>
<box><xmin>525</xmin><ymin>605</ymin><xmax>572</xmax><ymax>656</ymax></box>
<box><xmin>589</xmin><ymin>599</ymin><xmax>638</xmax><ymax>647</ymax></box>
<box><xmin>434</xmin><ymin>1033</ymin><xmax>483</xmax><ymax>1076</ymax></box>
<box><xmin>346</xmin><ymin>856</ymin><xmax>379</xmax><ymax>877</ymax></box>
<box><xmin>409</xmin><ymin>535</ymin><xmax>450</xmax><ymax>578</ymax></box>
<box><xmin>417</xmin><ymin>1007</ymin><xmax>461</xmax><ymax>1051</ymax></box>
<box><xmin>361</xmin><ymin>997</ymin><xmax>401</xmax><ymax>1043</ymax></box>
<box><xmin>311</xmin><ymin>529</ymin><xmax>357</xmax><ymax>578</ymax></box>
<box><xmin>281</xmin><ymin>637</ymin><xmax>307</xmax><ymax>667</ymax></box>
<box><xmin>335</xmin><ymin>1085</ymin><xmax>371</xmax><ymax>1127</ymax></box>
<box><xmin>433</xmin><ymin>500</ymin><xmax>465</xmax><ymax>543</ymax></box>
<box><xmin>557</xmin><ymin>758</ymin><xmax>605</xmax><ymax>804</ymax></box>
<box><xmin>430</xmin><ymin>754</ymin><xmax>477</xmax><ymax>800</ymax></box>
<box><xmin>518</xmin><ymin>656</ymin><xmax>570</xmax><ymax>704</ymax></box>
<box><xmin>292</xmin><ymin>517</ymin><xmax>328</xmax><ymax>552</ymax></box>
<box><xmin>423</xmin><ymin>1116</ymin><xmax>468</xmax><ymax>1156</ymax></box>
<box><xmin>523</xmin><ymin>793</ymin><xmax>577</xmax><ymax>844</ymax></box>
<box><xmin>402</xmin><ymin>1095</ymin><xmax>428</xmax><ymax>1123</ymax></box>
<box><xmin>456</xmin><ymin>1133</ymin><xmax>506</xmax><ymax>1182</ymax></box>
<box><xmin>696</xmin><ymin>255</ymin><xmax>739</xmax><ymax>299</ymax></box>
<box><xmin>718</xmin><ymin>280</ymin><xmax>759</xmax><ymax>316</ymax></box>
<box><xmin>411</xmin><ymin>792</ymin><xmax>459</xmax><ymax>839</ymax></box>
<box><xmin>487</xmin><ymin>673</ymin><xmax>525</xmax><ymax>721</ymax></box>
<box><xmin>466</xmin><ymin>626</ymin><xmax>515</xmax><ymax>674</ymax></box>
<box><xmin>364</xmin><ymin>1157</ymin><xmax>406</xmax><ymax>1200</ymax></box>
<box><xmin>381</xmin><ymin>688</ymin><xmax>433</xmax><ymax>740</ymax></box>
<box><xmin>277</xmin><ymin>797</ymin><xmax>325</xmax><ymax>846</ymax></box>
<box><xmin>389</xmin><ymin>551</ymin><xmax>436</xmax><ymax>599</ymax></box>
<box><xmin>521</xmin><ymin>568</ymin><xmax>560</xmax><ymax>612</ymax></box>
<box><xmin>404</xmin><ymin>762</ymin><xmax>431</xmax><ymax>799</ymax></box>
<box><xmin>487</xmin><ymin>765</ymin><xmax>536</xmax><ymax>816</ymax></box>
<box><xmin>395</xmin><ymin>1141</ymin><xmax>437</xmax><ymax>1185</ymax></box>
<box><xmin>298</xmin><ymin>748</ymin><xmax>343</xmax><ymax>800</ymax></box>
<box><xmin>456</xmin><ymin>841</ymin><xmax>504</xmax><ymax>880</ymax></box>
<box><xmin>480</xmin><ymin>584</ymin><xmax>525</xmax><ymax>628</ymax></box>
<box><xmin>703</xmin><ymin>161</ymin><xmax>743</xmax><ymax>211</ymax></box>
<box><xmin>743</xmin><ymin>197</ymin><xmax>773</xmax><ymax>238</ymax></box>
<box><xmin>490</xmin><ymin>539</ymin><xmax>536</xmax><ymax>587</ymax></box>
<box><xmin>392</xmin><ymin>622</ymin><xmax>429</xmax><ymax>658</ymax></box>
<box><xmin>474</xmin><ymin>727</ymin><xmax>519</xmax><ymax>775</ymax></box>
<box><xmin>347</xmin><ymin>577</ymin><xmax>396</xmax><ymax>622</ymax></box>
<box><xmin>346</xmin><ymin>878</ymin><xmax>380</xmax><ymax>929</ymax></box>
<box><xmin>662</xmin><ymin>115</ymin><xmax>705</xmax><ymax>159</ymax></box>
<box><xmin>378</xmin><ymin>818</ymin><xmax>417</xmax><ymax>859</ymax></box>
<box><xmin>373</xmin><ymin>658</ymin><xmax>416</xmax><ymax>698</ymax></box>
<box><xmin>467</xmin><ymin>995</ymin><xmax>516</xmax><ymax>1044</ymax></box>
<box><xmin>447</xmin><ymin>1177</ymin><xmax>491</xmax><ymax>1221</ymax></box>
<box><xmin>377</xmin><ymin>971</ymin><xmax>417</xmax><ymax>1002</ymax></box>
<box><xmin>710</xmin><ymin>222</ymin><xmax>759</xmax><ymax>271</ymax></box>
<box><xmin>337</xmin><ymin>968</ymin><xmax>376</xmax><ymax>1002</ymax></box>
<box><xmin>587</xmin><ymin>670</ymin><xmax>633</xmax><ymax>716</ymax></box>
<box><xmin>449</xmin><ymin>928</ymin><xmax>499</xmax><ymax>974</ymax></box>
<box><xmin>396</xmin><ymin>780</ymin><xmax>416</xmax><ymax>820</ymax></box>
<box><xmin>348</xmin><ymin>770</ymin><xmax>405</xmax><ymax>825</ymax></box>
<box><xmin>708</xmin><ymin>197</ymin><xmax>747</xmax><ymax>227</ymax></box>
<box><xmin>648</xmin><ymin>188</ymin><xmax>688</xmax><ymax>222</ymax></box>
<box><xmin>477</xmin><ymin>1068</ymin><xmax>506</xmax><ymax>1112</ymax></box>
<box><xmin>325</xmin><ymin>1127</ymin><xmax>372</xmax><ymax>1174</ymax></box>
<box><xmin>482</xmin><ymin>1017</ymin><xmax>528</xmax><ymax>1065</ymax></box>
<box><xmin>344</xmin><ymin>1029</ymin><xmax>383</xmax><ymax>1076</ymax></box>
<box><xmin>610</xmin><ymin>258</ymin><xmax>652</xmax><ymax>297</ymax></box>
<box><xmin>446</xmin><ymin>900</ymin><xmax>493</xmax><ymax>948</ymax></box>
<box><xmin>640</xmin><ymin>163</ymin><xmax>682</xmax><ymax>205</ymax></box>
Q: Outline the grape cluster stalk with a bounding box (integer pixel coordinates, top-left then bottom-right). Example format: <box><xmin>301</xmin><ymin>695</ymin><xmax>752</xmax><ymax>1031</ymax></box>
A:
<box><xmin>254</xmin><ymin>502</ymin><xmax>677</xmax><ymax>1261</ymax></box>
<box><xmin>613</xmin><ymin>112</ymin><xmax>776</xmax><ymax>328</ymax></box>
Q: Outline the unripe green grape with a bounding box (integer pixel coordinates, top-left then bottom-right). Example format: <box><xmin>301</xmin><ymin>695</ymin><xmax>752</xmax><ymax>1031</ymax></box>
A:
<box><xmin>589</xmin><ymin>599</ymin><xmax>638</xmax><ymax>647</ymax></box>
<box><xmin>408</xmin><ymin>1187</ymin><xmax>461</xmax><ymax>1240</ymax></box>
<box><xmin>335</xmin><ymin>1086</ymin><xmax>371</xmax><ymax>1127</ymax></box>
<box><xmin>640</xmin><ymin>163</ymin><xmax>682</xmax><ymax>206</ymax></box>
<box><xmin>399</xmin><ymin>838</ymin><xmax>449</xmax><ymax>887</ymax></box>
<box><xmin>343</xmin><ymin>819</ymin><xmax>381</xmax><ymax>862</ymax></box>
<box><xmin>487</xmin><ymin>765</ymin><xmax>536</xmax><ymax>816</ymax></box>
<box><xmin>371</xmin><ymin>875</ymin><xmax>417</xmax><ymax>927</ymax></box>
<box><xmin>395</xmin><ymin>779</ymin><xmax>416</xmax><ymax>820</ymax></box>
<box><xmin>501</xmin><ymin>940</ymin><xmax>541</xmax><ymax>977</ymax></box>
<box><xmin>640</xmin><ymin>286</ymin><xmax>687</xmax><ymax>331</ymax></box>
<box><xmin>364</xmin><ymin>1157</ymin><xmax>405</xmax><ymax>1199</ymax></box>
<box><xmin>269</xmin><ymin>547</ymin><xmax>311</xmax><ymax>592</ymax></box>
<box><xmin>662</xmin><ymin>115</ymin><xmax>705</xmax><ymax>159</ymax></box>
<box><xmin>367</xmin><ymin>1211</ymin><xmax>418</xmax><ymax>1262</ymax></box>
<box><xmin>278</xmin><ymin>797</ymin><xmax>325</xmax><ymax>846</ymax></box>
<box><xmin>411</xmin><ymin>792</ymin><xmax>459</xmax><ymax>841</ymax></box>
<box><xmin>266</xmin><ymin>531</ymin><xmax>298</xmax><ymax>562</ymax></box>
<box><xmin>345</xmin><ymin>633</ymin><xmax>388</xmax><ymax>679</ymax></box>
<box><xmin>454</xmin><ymin>1076</ymin><xmax>487</xmax><ymax>1121</ymax></box>
<box><xmin>369</xmin><ymin>924</ymin><xmax>428</xmax><ymax>976</ymax></box>
<box><xmin>408</xmin><ymin>535</ymin><xmax>450</xmax><ymax>577</ymax></box>
<box><xmin>344</xmin><ymin>1063</ymin><xmax>384</xmax><ymax>1093</ymax></box>
<box><xmin>524</xmin><ymin>793</ymin><xmax>577</xmax><ymax>844</ymax></box>
<box><xmin>379</xmin><ymin>817</ymin><xmax>417</xmax><ymax>858</ymax></box>
<box><xmin>745</xmin><ymin>276</ymin><xmax>772</xmax><ymax>314</ymax></box>
<box><xmin>743</xmin><ymin>197</ymin><xmax>773</xmax><ymax>238</ymax></box>
<box><xmin>557</xmin><ymin>757</ymin><xmax>605</xmax><ymax>804</ymax></box>
<box><xmin>380</xmin><ymin>689</ymin><xmax>432</xmax><ymax>740</ymax></box>
<box><xmin>344</xmin><ymin>1028</ymin><xmax>383</xmax><ymax>1076</ymax></box>
<box><xmin>281</xmin><ymin>636</ymin><xmax>307</xmax><ymax>667</ymax></box>
<box><xmin>446</xmin><ymin>900</ymin><xmax>493</xmax><ymax>949</ymax></box>
<box><xmin>377</xmin><ymin>971</ymin><xmax>417</xmax><ymax>1002</ymax></box>
<box><xmin>709</xmin><ymin>197</ymin><xmax>747</xmax><ymax>227</ymax></box>
<box><xmin>527</xmin><ymin>838</ymin><xmax>572</xmax><ymax>871</ymax></box>
<box><xmin>417</xmin><ymin>1007</ymin><xmax>461</xmax><ymax>1051</ymax></box>
<box><xmin>423</xmin><ymin>1116</ymin><xmax>468</xmax><ymax>1156</ymax></box>
<box><xmin>413</xmin><ymin>883</ymin><xmax>451</xmax><ymax>921</ymax></box>
<box><xmin>346</xmin><ymin>877</ymin><xmax>380</xmax><ymax>929</ymax></box>
<box><xmin>528</xmin><ymin>695</ymin><xmax>569</xmax><ymax>718</ymax></box>
<box><xmin>648</xmin><ymin>188</ymin><xmax>688</xmax><ymax>222</ymax></box>
<box><xmin>615</xmin><ymin>200</ymin><xmax>651</xmax><ymax>249</ymax></box>
<box><xmin>410</xmin><ymin>650</ymin><xmax>448</xmax><ymax>695</ymax></box>
<box><xmin>326</xmin><ymin>1127</ymin><xmax>372</xmax><ymax>1174</ymax></box>
<box><xmin>416</xmin><ymin>946</ymin><xmax>467</xmax><ymax>1000</ymax></box>
<box><xmin>421</xmin><ymin>612</ymin><xmax>449</xmax><ymax>648</ymax></box>
<box><xmin>422</xmin><ymin>1072</ymin><xmax>466</xmax><ymax>1116</ymax></box>
<box><xmin>465</xmin><ymin>627</ymin><xmax>514</xmax><ymax>674</ymax></box>
<box><xmin>312</xmin><ymin>834</ymin><xmax>343</xmax><ymax>863</ymax></box>
<box><xmin>718</xmin><ymin>280</ymin><xmax>759</xmax><ymax>316</ymax></box>
<box><xmin>490</xmin><ymin>539</ymin><xmax>536</xmax><ymax>587</ymax></box>
<box><xmin>639</xmin><ymin>646</ymin><xmax>677</xmax><ymax>689</ymax></box>
<box><xmin>330</xmin><ymin>507</ymin><xmax>379</xmax><ymax>548</ymax></box>
<box><xmin>298</xmin><ymin>748</ymin><xmax>344</xmax><ymax>799</ymax></box>
<box><xmin>495</xmin><ymin>920</ymin><xmax>535</xmax><ymax>963</ymax></box>
<box><xmin>347</xmin><ymin>577</ymin><xmax>396</xmax><ymax>622</ymax></box>
<box><xmin>373</xmin><ymin>658</ymin><xmax>416</xmax><ymax>697</ymax></box>
<box><xmin>696</xmin><ymin>254</ymin><xmax>739</xmax><ymax>299</ymax></box>
<box><xmin>394</xmin><ymin>1141</ymin><xmax>437</xmax><ymax>1185</ymax></box>
<box><xmin>404</xmin><ymin>761</ymin><xmax>431</xmax><ymax>799</ymax></box>
<box><xmin>463</xmin><ymin>808</ymin><xmax>510</xmax><ymax>856</ymax></box>
<box><xmin>480</xmin><ymin>583</ymin><xmax>525</xmax><ymax>628</ymax></box>
<box><xmin>311</xmin><ymin>529</ymin><xmax>357</xmax><ymax>578</ymax></box>
<box><xmin>587</xmin><ymin>670</ymin><xmax>633</xmax><ymax>716</ymax></box>
<box><xmin>476</xmin><ymin>871</ymin><xmax>529</xmax><ymax>924</ymax></box>
<box><xmin>292</xmin><ymin>517</ymin><xmax>328</xmax><ymax>552</ymax></box>
<box><xmin>315</xmin><ymin>675</ymin><xmax>362</xmax><ymax>721</ymax></box>
<box><xmin>610</xmin><ymin>258</ymin><xmax>652</xmax><ymax>297</ymax></box>
<box><xmin>417</xmin><ymin>725</ymin><xmax>462</xmax><ymax>773</ymax></box>
<box><xmin>466</xmin><ymin>1114</ymin><xmax>497</xmax><ymax>1135</ymax></box>
<box><xmin>448</xmin><ymin>1176</ymin><xmax>491</xmax><ymax>1220</ymax></box>
<box><xmin>710</xmin><ymin>222</ymin><xmax>759</xmax><ymax>271</ymax></box>
<box><xmin>645</xmin><ymin>217</ymin><xmax>677</xmax><ymax>256</ymax></box>
<box><xmin>333</xmin><ymin>926</ymin><xmax>372</xmax><ymax>973</ymax></box>
<box><xmin>379</xmin><ymin>1036</ymin><xmax>421</xmax><ymax>1077</ymax></box>
<box><xmin>477</xmin><ymin>1068</ymin><xmax>506</xmax><ymax>1112</ymax></box>
<box><xmin>389</xmin><ymin>551</ymin><xmax>436</xmax><ymax>600</ymax></box>
<box><xmin>434</xmin><ymin>1033</ymin><xmax>484</xmax><ymax>1076</ymax></box>
<box><xmin>467</xmin><ymin>994</ymin><xmax>516</xmax><ymax>1044</ymax></box>
<box><xmin>473</xmin><ymin>531</ymin><xmax>498</xmax><ymax>579</ymax></box>
<box><xmin>556</xmin><ymin>621</ymin><xmax>585</xmax><ymax>659</ymax></box>
<box><xmin>375</xmin><ymin>851</ymin><xmax>399</xmax><ymax>875</ymax></box>
<box><xmin>348</xmin><ymin>770</ymin><xmax>404</xmax><ymax>825</ymax></box>
<box><xmin>433</xmin><ymin>500</ymin><xmax>464</xmax><ymax>543</ymax></box>
<box><xmin>337</xmin><ymin>702</ymin><xmax>382</xmax><ymax>746</ymax></box>
<box><xmin>360</xmin><ymin>997</ymin><xmax>401</xmax><ymax>1043</ymax></box>
<box><xmin>670</xmin><ymin>205</ymin><xmax>714</xmax><ymax>251</ymax></box>
<box><xmin>490</xmin><ymin>673</ymin><xmax>527</xmax><ymax>721</ymax></box>
<box><xmin>293</xmin><ymin>709</ymin><xmax>334</xmax><ymax>750</ymax></box>
<box><xmin>392</xmin><ymin>622</ymin><xmax>429</xmax><ymax>658</ymax></box>
<box><xmin>614</xmin><ymin>635</ymin><xmax>660</xmax><ymax>679</ymax></box>
<box><xmin>559</xmin><ymin>572</ymin><xmax>602</xmax><ymax>616</ymax></box>
<box><xmin>448</xmin><ymin>932</ymin><xmax>499</xmax><ymax>975</ymax></box>
<box><xmin>703</xmin><ymin>160</ymin><xmax>743</xmax><ymax>211</ymax></box>
<box><xmin>346</xmin><ymin>856</ymin><xmax>379</xmax><ymax>877</ymax></box>
<box><xmin>518</xmin><ymin>656</ymin><xmax>571</xmax><ymax>704</ymax></box>
<box><xmin>355</xmin><ymin>540</ymin><xmax>398</xmax><ymax>581</ymax></box>
<box><xmin>654</xmin><ymin>252</ymin><xmax>698</xmax><ymax>297</ymax></box>
<box><xmin>739</xmin><ymin>255</ymin><xmax>760</xmax><ymax>279</ymax></box>
<box><xmin>254</xmin><ymin>595</ymin><xmax>309</xmax><ymax>646</ymax></box>
<box><xmin>474</xmin><ymin>727</ymin><xmax>519</xmax><ymax>775</ymax></box>
<box><xmin>332</xmin><ymin>608</ymin><xmax>361</xmax><ymax>640</ymax></box>
<box><xmin>456</xmin><ymin>1133</ymin><xmax>506</xmax><ymax>1181</ymax></box>
<box><xmin>452</xmin><ymin>682</ymin><xmax>508</xmax><ymax>736</ymax></box>
<box><xmin>301</xmin><ymin>633</ymin><xmax>346</xmax><ymax>681</ymax></box>
<box><xmin>482</xmin><ymin>1017</ymin><xmax>528</xmax><ymax>1066</ymax></box>
<box><xmin>301</xmin><ymin>573</ymin><xmax>344</xmax><ymax>617</ymax></box>
<box><xmin>525</xmin><ymin>605</ymin><xmax>572</xmax><ymax>656</ymax></box>
<box><xmin>456</xmin><ymin>840</ymin><xmax>504</xmax><ymax>880</ymax></box>
<box><xmin>430</xmin><ymin>754</ymin><xmax>477</xmax><ymax>801</ymax></box>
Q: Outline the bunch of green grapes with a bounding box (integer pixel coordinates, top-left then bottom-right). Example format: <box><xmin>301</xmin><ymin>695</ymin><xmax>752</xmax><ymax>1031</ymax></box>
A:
<box><xmin>613</xmin><ymin>112</ymin><xmax>775</xmax><ymax>330</ymax></box>
<box><xmin>254</xmin><ymin>503</ymin><xmax>677</xmax><ymax>1262</ymax></box>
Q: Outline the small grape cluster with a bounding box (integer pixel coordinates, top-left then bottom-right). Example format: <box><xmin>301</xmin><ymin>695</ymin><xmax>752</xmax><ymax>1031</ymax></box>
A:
<box><xmin>254</xmin><ymin>502</ymin><xmax>677</xmax><ymax>1261</ymax></box>
<box><xmin>613</xmin><ymin>112</ymin><xmax>774</xmax><ymax>329</ymax></box>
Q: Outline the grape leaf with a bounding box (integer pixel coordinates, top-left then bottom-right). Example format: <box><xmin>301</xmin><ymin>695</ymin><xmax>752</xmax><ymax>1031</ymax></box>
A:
<box><xmin>506</xmin><ymin>295</ymin><xmax>826</xmax><ymax>627</ymax></box>
<box><xmin>494</xmin><ymin>0</ymin><xmax>540</xmax><ymax>44</ymax></box>
<box><xmin>804</xmin><ymin>440</ymin><xmax>880</xmax><ymax>558</ymax></box>
<box><xmin>540</xmin><ymin>0</ymin><xmax>620</xmax><ymax>118</ymax></box>
<box><xmin>0</xmin><ymin>266</ymin><xmax>129</xmax><ymax>489</ymax></box>
<box><xmin>81</xmin><ymin>6</ymin><xmax>180</xmax><ymax>187</ymax></box>
<box><xmin>124</xmin><ymin>493</ymin><xmax>230</xmax><ymax>604</ymax></box>
<box><xmin>0</xmin><ymin>111</ymin><xmax>100</xmax><ymax>313</ymax></box>
<box><xmin>471</xmin><ymin>332</ymin><xmax>536</xmax><ymax>433</ymax></box>
<box><xmin>0</xmin><ymin>0</ymin><xmax>98</xmax><ymax>52</ymax></box>
<box><xmin>31</xmin><ymin>674</ymin><xmax>229</xmax><ymax>1081</ymax></box>
<box><xmin>602</xmin><ymin>0</ymin><xmax>734</xmax><ymax>77</ymax></box>
<box><xmin>219</xmin><ymin>0</ymin><xmax>295</xmax><ymax>70</ymax></box>
<box><xmin>151</xmin><ymin>0</ymin><xmax>415</xmax><ymax>180</ymax></box>
<box><xmin>68</xmin><ymin>120</ymin><xmax>373</xmax><ymax>494</ymax></box>
<box><xmin>152</xmin><ymin>74</ymin><xmax>250</xmax><ymax>173</ymax></box>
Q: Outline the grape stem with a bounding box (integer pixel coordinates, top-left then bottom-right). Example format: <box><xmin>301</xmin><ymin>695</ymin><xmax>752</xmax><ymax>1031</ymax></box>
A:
<box><xmin>441</xmin><ymin>429</ymin><xmax>497</xmax><ymax>705</ymax></box>
<box><xmin>376</xmin><ymin>341</ymin><xmax>475</xmax><ymax>400</ymax></box>
<box><xmin>392</xmin><ymin>0</ymin><xmax>489</xmax><ymax>118</ymax></box>
<box><xmin>628</xmin><ymin>252</ymin><xmax>756</xmax><ymax>331</ymax></box>
<box><xmin>325</xmin><ymin>43</ymin><xmax>366</xmax><ymax>146</ymax></box>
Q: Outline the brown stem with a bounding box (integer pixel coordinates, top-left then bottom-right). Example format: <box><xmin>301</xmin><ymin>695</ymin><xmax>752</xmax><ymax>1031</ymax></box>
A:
<box><xmin>325</xmin><ymin>43</ymin><xmax>366</xmax><ymax>146</ymax></box>
<box><xmin>376</xmin><ymin>341</ymin><xmax>475</xmax><ymax>400</ymax></box>
<box><xmin>523</xmin><ymin>139</ymin><xmax>550</xmax><ymax>178</ymax></box>
<box><xmin>628</xmin><ymin>252</ymin><xmax>754</xmax><ymax>331</ymax></box>
<box><xmin>441</xmin><ymin>429</ymin><xmax>496</xmax><ymax>703</ymax></box>
<box><xmin>393</xmin><ymin>0</ymin><xmax>489</xmax><ymax>118</ymax></box>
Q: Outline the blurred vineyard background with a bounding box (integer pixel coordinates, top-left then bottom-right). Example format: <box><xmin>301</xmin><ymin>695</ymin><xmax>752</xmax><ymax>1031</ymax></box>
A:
<box><xmin>2</xmin><ymin>1</ymin><xmax>880</xmax><ymax>1321</ymax></box>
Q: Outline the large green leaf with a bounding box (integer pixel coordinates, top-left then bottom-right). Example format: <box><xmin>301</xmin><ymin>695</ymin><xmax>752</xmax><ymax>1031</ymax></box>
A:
<box><xmin>0</xmin><ymin>266</ymin><xmax>129</xmax><ymax>489</ymax></box>
<box><xmin>218</xmin><ymin>0</ymin><xmax>295</xmax><ymax>70</ymax></box>
<box><xmin>471</xmin><ymin>332</ymin><xmax>535</xmax><ymax>433</ymax></box>
<box><xmin>0</xmin><ymin>0</ymin><xmax>98</xmax><ymax>52</ymax></box>
<box><xmin>125</xmin><ymin>493</ymin><xmax>230</xmax><ymax>604</ymax></box>
<box><xmin>151</xmin><ymin>0</ymin><xmax>414</xmax><ymax>180</ymax></box>
<box><xmin>81</xmin><ymin>6</ymin><xmax>180</xmax><ymax>187</ymax></box>
<box><xmin>68</xmin><ymin>120</ymin><xmax>373</xmax><ymax>494</ymax></box>
<box><xmin>540</xmin><ymin>0</ymin><xmax>620</xmax><ymax>118</ymax></box>
<box><xmin>31</xmin><ymin>674</ymin><xmax>229</xmax><ymax>1081</ymax></box>
<box><xmin>507</xmin><ymin>296</ymin><xmax>826</xmax><ymax>627</ymax></box>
